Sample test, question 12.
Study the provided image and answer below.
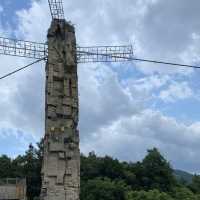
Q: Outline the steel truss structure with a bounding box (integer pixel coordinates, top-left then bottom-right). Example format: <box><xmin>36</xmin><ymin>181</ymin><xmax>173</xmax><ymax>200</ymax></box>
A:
<box><xmin>77</xmin><ymin>45</ymin><xmax>133</xmax><ymax>63</ymax></box>
<box><xmin>0</xmin><ymin>37</ymin><xmax>47</xmax><ymax>59</ymax></box>
<box><xmin>48</xmin><ymin>0</ymin><xmax>65</xmax><ymax>20</ymax></box>
<box><xmin>0</xmin><ymin>37</ymin><xmax>133</xmax><ymax>63</ymax></box>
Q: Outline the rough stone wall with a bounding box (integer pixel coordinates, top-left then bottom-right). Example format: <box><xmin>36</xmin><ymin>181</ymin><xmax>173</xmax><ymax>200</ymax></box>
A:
<box><xmin>41</xmin><ymin>19</ymin><xmax>80</xmax><ymax>200</ymax></box>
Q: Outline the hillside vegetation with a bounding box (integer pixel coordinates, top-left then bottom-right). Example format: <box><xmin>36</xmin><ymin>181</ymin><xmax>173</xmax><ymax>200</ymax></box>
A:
<box><xmin>174</xmin><ymin>169</ymin><xmax>194</xmax><ymax>184</ymax></box>
<box><xmin>0</xmin><ymin>141</ymin><xmax>200</xmax><ymax>200</ymax></box>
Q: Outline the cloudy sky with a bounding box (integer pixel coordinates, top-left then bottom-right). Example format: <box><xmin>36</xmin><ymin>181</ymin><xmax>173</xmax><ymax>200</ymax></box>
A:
<box><xmin>0</xmin><ymin>0</ymin><xmax>200</xmax><ymax>173</ymax></box>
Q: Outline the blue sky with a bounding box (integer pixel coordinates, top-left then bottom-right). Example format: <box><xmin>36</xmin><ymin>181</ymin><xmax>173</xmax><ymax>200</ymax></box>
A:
<box><xmin>0</xmin><ymin>0</ymin><xmax>200</xmax><ymax>173</ymax></box>
<box><xmin>0</xmin><ymin>0</ymin><xmax>31</xmax><ymax>32</ymax></box>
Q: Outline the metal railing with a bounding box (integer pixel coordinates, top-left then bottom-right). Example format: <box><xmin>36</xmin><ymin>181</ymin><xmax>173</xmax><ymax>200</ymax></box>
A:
<box><xmin>0</xmin><ymin>178</ymin><xmax>25</xmax><ymax>186</ymax></box>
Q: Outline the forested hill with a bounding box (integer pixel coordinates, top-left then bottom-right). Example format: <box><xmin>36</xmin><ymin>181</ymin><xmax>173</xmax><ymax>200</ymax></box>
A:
<box><xmin>0</xmin><ymin>142</ymin><xmax>200</xmax><ymax>200</ymax></box>
<box><xmin>174</xmin><ymin>169</ymin><xmax>194</xmax><ymax>184</ymax></box>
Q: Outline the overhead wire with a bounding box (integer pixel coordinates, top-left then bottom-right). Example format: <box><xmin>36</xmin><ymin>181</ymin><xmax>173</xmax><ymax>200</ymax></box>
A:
<box><xmin>78</xmin><ymin>50</ymin><xmax>200</xmax><ymax>69</ymax></box>
<box><xmin>130</xmin><ymin>57</ymin><xmax>200</xmax><ymax>69</ymax></box>
<box><xmin>0</xmin><ymin>57</ymin><xmax>46</xmax><ymax>81</ymax></box>
<box><xmin>0</xmin><ymin>52</ymin><xmax>200</xmax><ymax>81</ymax></box>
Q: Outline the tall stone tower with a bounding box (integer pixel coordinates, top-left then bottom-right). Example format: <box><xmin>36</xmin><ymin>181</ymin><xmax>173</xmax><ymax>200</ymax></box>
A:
<box><xmin>41</xmin><ymin>19</ymin><xmax>80</xmax><ymax>200</ymax></box>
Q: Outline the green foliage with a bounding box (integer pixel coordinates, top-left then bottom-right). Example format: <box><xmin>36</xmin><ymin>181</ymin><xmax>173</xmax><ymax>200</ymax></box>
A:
<box><xmin>0</xmin><ymin>155</ymin><xmax>13</xmax><ymax>178</ymax></box>
<box><xmin>171</xmin><ymin>187</ymin><xmax>200</xmax><ymax>200</ymax></box>
<box><xmin>0</xmin><ymin>144</ymin><xmax>199</xmax><ymax>200</ymax></box>
<box><xmin>81</xmin><ymin>178</ymin><xmax>129</xmax><ymax>200</ymax></box>
<box><xmin>0</xmin><ymin>142</ymin><xmax>42</xmax><ymax>200</ymax></box>
<box><xmin>81</xmin><ymin>152</ymin><xmax>101</xmax><ymax>180</ymax></box>
<box><xmin>139</xmin><ymin>148</ymin><xmax>177</xmax><ymax>192</ymax></box>
<box><xmin>81</xmin><ymin>152</ymin><xmax>126</xmax><ymax>181</ymax></box>
<box><xmin>174</xmin><ymin>169</ymin><xmax>193</xmax><ymax>184</ymax></box>
<box><xmin>126</xmin><ymin>188</ymin><xmax>200</xmax><ymax>200</ymax></box>
<box><xmin>23</xmin><ymin>143</ymin><xmax>42</xmax><ymax>200</ymax></box>
<box><xmin>189</xmin><ymin>175</ymin><xmax>200</xmax><ymax>194</ymax></box>
<box><xmin>126</xmin><ymin>189</ymin><xmax>173</xmax><ymax>200</ymax></box>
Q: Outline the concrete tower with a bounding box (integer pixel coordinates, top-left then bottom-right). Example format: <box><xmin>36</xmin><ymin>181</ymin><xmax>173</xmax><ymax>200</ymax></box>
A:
<box><xmin>40</xmin><ymin>19</ymin><xmax>80</xmax><ymax>200</ymax></box>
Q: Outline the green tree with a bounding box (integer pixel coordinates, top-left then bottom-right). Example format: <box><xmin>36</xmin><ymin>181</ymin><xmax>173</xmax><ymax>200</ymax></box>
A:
<box><xmin>123</xmin><ymin>170</ymin><xmax>137</xmax><ymax>187</ymax></box>
<box><xmin>0</xmin><ymin>140</ymin><xmax>43</xmax><ymax>200</ymax></box>
<box><xmin>171</xmin><ymin>187</ymin><xmax>198</xmax><ymax>200</ymax></box>
<box><xmin>140</xmin><ymin>148</ymin><xmax>177</xmax><ymax>192</ymax></box>
<box><xmin>12</xmin><ymin>155</ymin><xmax>26</xmax><ymax>178</ymax></box>
<box><xmin>99</xmin><ymin>156</ymin><xmax>124</xmax><ymax>180</ymax></box>
<box><xmin>0</xmin><ymin>155</ymin><xmax>12</xmax><ymax>178</ymax></box>
<box><xmin>126</xmin><ymin>189</ymin><xmax>173</xmax><ymax>200</ymax></box>
<box><xmin>23</xmin><ymin>143</ymin><xmax>42</xmax><ymax>200</ymax></box>
<box><xmin>81</xmin><ymin>152</ymin><xmax>125</xmax><ymax>180</ymax></box>
<box><xmin>128</xmin><ymin>162</ymin><xmax>144</xmax><ymax>190</ymax></box>
<box><xmin>81</xmin><ymin>152</ymin><xmax>101</xmax><ymax>181</ymax></box>
<box><xmin>2</xmin><ymin>144</ymin><xmax>199</xmax><ymax>200</ymax></box>
<box><xmin>190</xmin><ymin>175</ymin><xmax>200</xmax><ymax>194</ymax></box>
<box><xmin>81</xmin><ymin>178</ymin><xmax>130</xmax><ymax>200</ymax></box>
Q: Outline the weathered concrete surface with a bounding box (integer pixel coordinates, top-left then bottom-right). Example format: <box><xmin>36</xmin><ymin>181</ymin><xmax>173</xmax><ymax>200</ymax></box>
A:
<box><xmin>0</xmin><ymin>178</ymin><xmax>26</xmax><ymax>200</ymax></box>
<box><xmin>41</xmin><ymin>19</ymin><xmax>80</xmax><ymax>200</ymax></box>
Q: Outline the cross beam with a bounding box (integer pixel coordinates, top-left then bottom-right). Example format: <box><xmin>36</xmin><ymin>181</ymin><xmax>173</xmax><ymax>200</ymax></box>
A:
<box><xmin>0</xmin><ymin>37</ymin><xmax>47</xmax><ymax>59</ymax></box>
<box><xmin>0</xmin><ymin>37</ymin><xmax>133</xmax><ymax>63</ymax></box>
<box><xmin>48</xmin><ymin>0</ymin><xmax>65</xmax><ymax>20</ymax></box>
<box><xmin>77</xmin><ymin>46</ymin><xmax>133</xmax><ymax>63</ymax></box>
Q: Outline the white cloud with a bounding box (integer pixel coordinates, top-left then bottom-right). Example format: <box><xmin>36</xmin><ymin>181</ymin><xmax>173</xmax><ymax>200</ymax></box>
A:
<box><xmin>16</xmin><ymin>0</ymin><xmax>50</xmax><ymax>41</ymax></box>
<box><xmin>79</xmin><ymin>63</ymin><xmax>145</xmax><ymax>138</ymax></box>
<box><xmin>131</xmin><ymin>74</ymin><xmax>170</xmax><ymax>93</ymax></box>
<box><xmin>81</xmin><ymin>109</ymin><xmax>200</xmax><ymax>172</ymax></box>
<box><xmin>60</xmin><ymin>0</ymin><xmax>200</xmax><ymax>74</ymax></box>
<box><xmin>159</xmin><ymin>82</ymin><xmax>193</xmax><ymax>103</ymax></box>
<box><xmin>0</xmin><ymin>0</ymin><xmax>199</xmax><ymax>173</ymax></box>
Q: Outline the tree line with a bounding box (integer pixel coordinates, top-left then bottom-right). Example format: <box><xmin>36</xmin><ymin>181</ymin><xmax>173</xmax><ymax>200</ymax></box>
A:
<box><xmin>0</xmin><ymin>140</ymin><xmax>200</xmax><ymax>200</ymax></box>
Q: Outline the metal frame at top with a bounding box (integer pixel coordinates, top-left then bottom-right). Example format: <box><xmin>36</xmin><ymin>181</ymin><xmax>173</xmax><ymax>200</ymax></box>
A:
<box><xmin>48</xmin><ymin>0</ymin><xmax>65</xmax><ymax>20</ymax></box>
